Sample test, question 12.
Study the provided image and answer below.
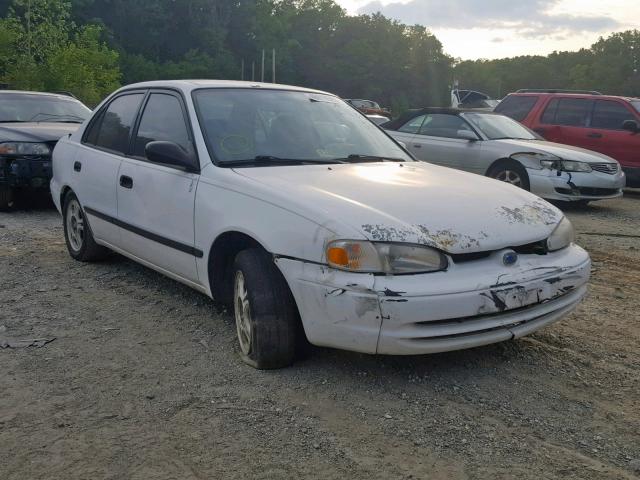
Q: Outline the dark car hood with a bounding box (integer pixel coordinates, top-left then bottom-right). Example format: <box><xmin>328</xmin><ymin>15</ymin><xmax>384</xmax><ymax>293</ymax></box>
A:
<box><xmin>0</xmin><ymin>122</ymin><xmax>80</xmax><ymax>143</ymax></box>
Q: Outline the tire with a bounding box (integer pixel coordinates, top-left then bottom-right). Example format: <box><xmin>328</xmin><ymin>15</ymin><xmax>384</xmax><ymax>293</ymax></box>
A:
<box><xmin>489</xmin><ymin>161</ymin><xmax>530</xmax><ymax>191</ymax></box>
<box><xmin>62</xmin><ymin>191</ymin><xmax>109</xmax><ymax>262</ymax></box>
<box><xmin>232</xmin><ymin>248</ymin><xmax>299</xmax><ymax>369</ymax></box>
<box><xmin>0</xmin><ymin>185</ymin><xmax>15</xmax><ymax>211</ymax></box>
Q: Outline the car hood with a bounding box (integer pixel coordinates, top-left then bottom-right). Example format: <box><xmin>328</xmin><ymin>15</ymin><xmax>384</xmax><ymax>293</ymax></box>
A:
<box><xmin>233</xmin><ymin>162</ymin><xmax>564</xmax><ymax>254</ymax></box>
<box><xmin>0</xmin><ymin>122</ymin><xmax>80</xmax><ymax>143</ymax></box>
<box><xmin>493</xmin><ymin>138</ymin><xmax>617</xmax><ymax>163</ymax></box>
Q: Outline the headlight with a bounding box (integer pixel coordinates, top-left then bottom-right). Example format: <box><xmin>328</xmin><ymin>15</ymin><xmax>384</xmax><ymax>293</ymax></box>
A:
<box><xmin>326</xmin><ymin>240</ymin><xmax>448</xmax><ymax>274</ymax></box>
<box><xmin>540</xmin><ymin>158</ymin><xmax>592</xmax><ymax>172</ymax></box>
<box><xmin>0</xmin><ymin>142</ymin><xmax>51</xmax><ymax>156</ymax></box>
<box><xmin>547</xmin><ymin>217</ymin><xmax>575</xmax><ymax>252</ymax></box>
<box><xmin>512</xmin><ymin>152</ymin><xmax>561</xmax><ymax>166</ymax></box>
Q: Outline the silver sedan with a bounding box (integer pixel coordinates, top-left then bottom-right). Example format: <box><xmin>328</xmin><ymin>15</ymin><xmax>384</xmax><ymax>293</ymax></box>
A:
<box><xmin>384</xmin><ymin>109</ymin><xmax>626</xmax><ymax>204</ymax></box>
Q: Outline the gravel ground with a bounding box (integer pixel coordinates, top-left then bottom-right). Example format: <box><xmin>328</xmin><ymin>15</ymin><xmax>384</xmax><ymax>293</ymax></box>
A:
<box><xmin>1</xmin><ymin>194</ymin><xmax>639</xmax><ymax>480</ymax></box>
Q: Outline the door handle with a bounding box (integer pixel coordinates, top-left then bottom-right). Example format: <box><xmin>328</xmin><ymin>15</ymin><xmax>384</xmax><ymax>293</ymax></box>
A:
<box><xmin>119</xmin><ymin>175</ymin><xmax>133</xmax><ymax>189</ymax></box>
<box><xmin>413</xmin><ymin>144</ymin><xmax>422</xmax><ymax>148</ymax></box>
<box><xmin>587</xmin><ymin>132</ymin><xmax>603</xmax><ymax>138</ymax></box>
<box><xmin>73</xmin><ymin>161</ymin><xmax>81</xmax><ymax>172</ymax></box>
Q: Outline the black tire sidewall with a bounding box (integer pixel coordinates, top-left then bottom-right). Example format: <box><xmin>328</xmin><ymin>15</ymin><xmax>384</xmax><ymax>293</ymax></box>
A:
<box><xmin>232</xmin><ymin>249</ymin><xmax>297</xmax><ymax>369</ymax></box>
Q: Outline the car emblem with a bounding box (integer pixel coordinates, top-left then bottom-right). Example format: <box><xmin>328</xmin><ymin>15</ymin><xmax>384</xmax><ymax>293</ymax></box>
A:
<box><xmin>502</xmin><ymin>251</ymin><xmax>518</xmax><ymax>266</ymax></box>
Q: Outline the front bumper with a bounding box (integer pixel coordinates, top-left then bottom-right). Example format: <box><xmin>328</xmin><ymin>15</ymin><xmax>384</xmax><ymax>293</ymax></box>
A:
<box><xmin>0</xmin><ymin>156</ymin><xmax>53</xmax><ymax>189</ymax></box>
<box><xmin>275</xmin><ymin>244</ymin><xmax>590</xmax><ymax>355</ymax></box>
<box><xmin>527</xmin><ymin>167</ymin><xmax>625</xmax><ymax>201</ymax></box>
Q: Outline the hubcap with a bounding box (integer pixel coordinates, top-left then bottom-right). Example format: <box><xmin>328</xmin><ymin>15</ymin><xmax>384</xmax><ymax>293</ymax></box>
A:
<box><xmin>234</xmin><ymin>271</ymin><xmax>252</xmax><ymax>355</ymax></box>
<box><xmin>66</xmin><ymin>199</ymin><xmax>85</xmax><ymax>252</ymax></box>
<box><xmin>496</xmin><ymin>169</ymin><xmax>523</xmax><ymax>187</ymax></box>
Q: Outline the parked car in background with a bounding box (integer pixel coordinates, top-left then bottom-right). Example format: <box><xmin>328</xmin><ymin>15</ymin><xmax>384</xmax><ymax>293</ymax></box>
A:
<box><xmin>366</xmin><ymin>114</ymin><xmax>391</xmax><ymax>125</ymax></box>
<box><xmin>495</xmin><ymin>89</ymin><xmax>640</xmax><ymax>186</ymax></box>
<box><xmin>345</xmin><ymin>98</ymin><xmax>390</xmax><ymax>117</ymax></box>
<box><xmin>384</xmin><ymin>108</ymin><xmax>625</xmax><ymax>204</ymax></box>
<box><xmin>451</xmin><ymin>88</ymin><xmax>500</xmax><ymax>110</ymax></box>
<box><xmin>0</xmin><ymin>90</ymin><xmax>91</xmax><ymax>210</ymax></box>
<box><xmin>52</xmin><ymin>80</ymin><xmax>590</xmax><ymax>369</ymax></box>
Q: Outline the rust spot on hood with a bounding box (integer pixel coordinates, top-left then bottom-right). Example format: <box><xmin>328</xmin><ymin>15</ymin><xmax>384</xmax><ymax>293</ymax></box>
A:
<box><xmin>497</xmin><ymin>199</ymin><xmax>560</xmax><ymax>226</ymax></box>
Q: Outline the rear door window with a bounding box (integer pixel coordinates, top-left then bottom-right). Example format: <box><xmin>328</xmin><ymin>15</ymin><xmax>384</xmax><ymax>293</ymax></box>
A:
<box><xmin>132</xmin><ymin>93</ymin><xmax>194</xmax><ymax>159</ymax></box>
<box><xmin>591</xmin><ymin>100</ymin><xmax>636</xmax><ymax>130</ymax></box>
<box><xmin>398</xmin><ymin>115</ymin><xmax>426</xmax><ymax>134</ymax></box>
<box><xmin>91</xmin><ymin>93</ymin><xmax>144</xmax><ymax>154</ymax></box>
<box><xmin>546</xmin><ymin>98</ymin><xmax>591</xmax><ymax>127</ymax></box>
<box><xmin>494</xmin><ymin>96</ymin><xmax>538</xmax><ymax>121</ymax></box>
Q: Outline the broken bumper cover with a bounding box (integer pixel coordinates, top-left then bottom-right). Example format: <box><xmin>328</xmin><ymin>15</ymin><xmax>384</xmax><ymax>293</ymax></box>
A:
<box><xmin>275</xmin><ymin>244</ymin><xmax>590</xmax><ymax>355</ymax></box>
<box><xmin>528</xmin><ymin>168</ymin><xmax>625</xmax><ymax>201</ymax></box>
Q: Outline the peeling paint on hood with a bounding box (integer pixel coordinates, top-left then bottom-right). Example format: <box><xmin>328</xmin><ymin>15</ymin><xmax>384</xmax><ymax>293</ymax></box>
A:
<box><xmin>233</xmin><ymin>162</ymin><xmax>564</xmax><ymax>254</ymax></box>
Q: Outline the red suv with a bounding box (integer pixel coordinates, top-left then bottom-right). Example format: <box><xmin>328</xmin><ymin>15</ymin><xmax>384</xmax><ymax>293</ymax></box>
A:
<box><xmin>496</xmin><ymin>90</ymin><xmax>640</xmax><ymax>186</ymax></box>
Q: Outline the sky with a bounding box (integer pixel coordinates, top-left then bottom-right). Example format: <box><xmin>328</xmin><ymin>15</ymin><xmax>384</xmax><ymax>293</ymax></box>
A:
<box><xmin>335</xmin><ymin>0</ymin><xmax>640</xmax><ymax>60</ymax></box>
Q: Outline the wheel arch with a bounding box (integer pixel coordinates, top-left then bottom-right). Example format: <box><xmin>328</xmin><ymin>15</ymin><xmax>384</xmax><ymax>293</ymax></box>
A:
<box><xmin>485</xmin><ymin>157</ymin><xmax>520</xmax><ymax>177</ymax></box>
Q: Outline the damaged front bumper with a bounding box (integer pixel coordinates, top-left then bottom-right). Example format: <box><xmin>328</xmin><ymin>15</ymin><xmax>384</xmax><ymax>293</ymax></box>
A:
<box><xmin>528</xmin><ymin>167</ymin><xmax>625</xmax><ymax>202</ymax></box>
<box><xmin>0</xmin><ymin>156</ymin><xmax>53</xmax><ymax>190</ymax></box>
<box><xmin>275</xmin><ymin>244</ymin><xmax>590</xmax><ymax>355</ymax></box>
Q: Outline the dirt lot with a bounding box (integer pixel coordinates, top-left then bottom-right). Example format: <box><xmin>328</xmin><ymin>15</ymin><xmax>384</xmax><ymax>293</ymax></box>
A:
<box><xmin>1</xmin><ymin>194</ymin><xmax>639</xmax><ymax>480</ymax></box>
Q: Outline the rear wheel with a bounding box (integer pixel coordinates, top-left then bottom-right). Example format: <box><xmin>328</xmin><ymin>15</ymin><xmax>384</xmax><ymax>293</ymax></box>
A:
<box><xmin>232</xmin><ymin>248</ymin><xmax>298</xmax><ymax>369</ymax></box>
<box><xmin>0</xmin><ymin>185</ymin><xmax>15</xmax><ymax>211</ymax></box>
<box><xmin>489</xmin><ymin>162</ymin><xmax>530</xmax><ymax>191</ymax></box>
<box><xmin>63</xmin><ymin>191</ymin><xmax>109</xmax><ymax>262</ymax></box>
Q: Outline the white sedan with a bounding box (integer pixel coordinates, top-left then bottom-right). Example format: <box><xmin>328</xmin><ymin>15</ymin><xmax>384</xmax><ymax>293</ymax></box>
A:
<box><xmin>51</xmin><ymin>80</ymin><xmax>590</xmax><ymax>368</ymax></box>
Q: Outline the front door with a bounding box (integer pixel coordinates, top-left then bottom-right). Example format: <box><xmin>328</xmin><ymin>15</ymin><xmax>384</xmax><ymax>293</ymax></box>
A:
<box><xmin>116</xmin><ymin>91</ymin><xmax>201</xmax><ymax>283</ymax></box>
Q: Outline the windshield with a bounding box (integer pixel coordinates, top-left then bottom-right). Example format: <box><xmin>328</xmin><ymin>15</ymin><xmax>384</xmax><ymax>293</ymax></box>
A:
<box><xmin>632</xmin><ymin>101</ymin><xmax>640</xmax><ymax>114</ymax></box>
<box><xmin>462</xmin><ymin>112</ymin><xmax>538</xmax><ymax>140</ymax></box>
<box><xmin>192</xmin><ymin>89</ymin><xmax>410</xmax><ymax>165</ymax></box>
<box><xmin>0</xmin><ymin>93</ymin><xmax>91</xmax><ymax>123</ymax></box>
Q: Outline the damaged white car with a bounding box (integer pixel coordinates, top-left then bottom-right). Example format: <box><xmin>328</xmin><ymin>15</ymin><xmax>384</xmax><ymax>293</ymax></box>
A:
<box><xmin>51</xmin><ymin>81</ymin><xmax>591</xmax><ymax>369</ymax></box>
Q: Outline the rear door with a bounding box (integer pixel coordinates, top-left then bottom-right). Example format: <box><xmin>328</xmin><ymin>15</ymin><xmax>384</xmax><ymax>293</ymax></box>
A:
<box><xmin>75</xmin><ymin>91</ymin><xmax>145</xmax><ymax>245</ymax></box>
<box><xmin>116</xmin><ymin>90</ymin><xmax>201</xmax><ymax>283</ymax></box>
<box><xmin>535</xmin><ymin>97</ymin><xmax>593</xmax><ymax>147</ymax></box>
<box><xmin>583</xmin><ymin>99</ymin><xmax>640</xmax><ymax>168</ymax></box>
<box><xmin>388</xmin><ymin>114</ymin><xmax>425</xmax><ymax>155</ymax></box>
<box><xmin>411</xmin><ymin>113</ymin><xmax>483</xmax><ymax>171</ymax></box>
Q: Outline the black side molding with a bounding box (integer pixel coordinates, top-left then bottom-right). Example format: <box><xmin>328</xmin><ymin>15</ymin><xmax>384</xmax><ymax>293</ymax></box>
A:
<box><xmin>84</xmin><ymin>207</ymin><xmax>204</xmax><ymax>258</ymax></box>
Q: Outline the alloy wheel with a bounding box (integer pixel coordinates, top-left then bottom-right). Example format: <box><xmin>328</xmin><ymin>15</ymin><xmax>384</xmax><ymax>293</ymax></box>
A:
<box><xmin>495</xmin><ymin>169</ymin><xmax>523</xmax><ymax>187</ymax></box>
<box><xmin>66</xmin><ymin>198</ymin><xmax>85</xmax><ymax>252</ymax></box>
<box><xmin>234</xmin><ymin>270</ymin><xmax>253</xmax><ymax>355</ymax></box>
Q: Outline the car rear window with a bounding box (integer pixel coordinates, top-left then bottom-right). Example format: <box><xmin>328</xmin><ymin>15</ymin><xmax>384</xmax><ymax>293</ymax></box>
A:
<box><xmin>494</xmin><ymin>95</ymin><xmax>538</xmax><ymax>121</ymax></box>
<box><xmin>591</xmin><ymin>100</ymin><xmax>636</xmax><ymax>130</ymax></box>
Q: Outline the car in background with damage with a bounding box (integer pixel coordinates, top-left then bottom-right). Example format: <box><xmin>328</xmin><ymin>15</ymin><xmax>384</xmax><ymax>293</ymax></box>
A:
<box><xmin>451</xmin><ymin>88</ymin><xmax>500</xmax><ymax>111</ymax></box>
<box><xmin>0</xmin><ymin>90</ymin><xmax>91</xmax><ymax>210</ymax></box>
<box><xmin>345</xmin><ymin>98</ymin><xmax>390</xmax><ymax>117</ymax></box>
<box><xmin>52</xmin><ymin>80</ymin><xmax>590</xmax><ymax>369</ymax></box>
<box><xmin>384</xmin><ymin>108</ymin><xmax>625</xmax><ymax>205</ymax></box>
<box><xmin>495</xmin><ymin>89</ymin><xmax>640</xmax><ymax>187</ymax></box>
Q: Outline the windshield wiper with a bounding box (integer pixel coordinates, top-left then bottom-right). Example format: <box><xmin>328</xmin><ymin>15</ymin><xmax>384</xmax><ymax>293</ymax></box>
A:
<box><xmin>223</xmin><ymin>155</ymin><xmax>348</xmax><ymax>167</ymax></box>
<box><xmin>341</xmin><ymin>154</ymin><xmax>406</xmax><ymax>163</ymax></box>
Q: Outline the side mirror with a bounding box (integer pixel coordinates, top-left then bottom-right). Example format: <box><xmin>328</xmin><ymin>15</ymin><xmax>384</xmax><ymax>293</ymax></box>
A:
<box><xmin>457</xmin><ymin>130</ymin><xmax>479</xmax><ymax>141</ymax></box>
<box><xmin>622</xmin><ymin>120</ymin><xmax>639</xmax><ymax>134</ymax></box>
<box><xmin>145</xmin><ymin>141</ymin><xmax>198</xmax><ymax>172</ymax></box>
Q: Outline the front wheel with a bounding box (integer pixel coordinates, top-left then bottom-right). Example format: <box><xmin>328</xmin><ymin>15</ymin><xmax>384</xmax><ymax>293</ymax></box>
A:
<box><xmin>232</xmin><ymin>248</ymin><xmax>299</xmax><ymax>369</ymax></box>
<box><xmin>63</xmin><ymin>191</ymin><xmax>109</xmax><ymax>262</ymax></box>
<box><xmin>489</xmin><ymin>162</ymin><xmax>530</xmax><ymax>191</ymax></box>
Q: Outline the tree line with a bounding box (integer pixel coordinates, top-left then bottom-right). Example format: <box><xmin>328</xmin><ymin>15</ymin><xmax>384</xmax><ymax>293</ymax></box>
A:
<box><xmin>0</xmin><ymin>0</ymin><xmax>638</xmax><ymax>109</ymax></box>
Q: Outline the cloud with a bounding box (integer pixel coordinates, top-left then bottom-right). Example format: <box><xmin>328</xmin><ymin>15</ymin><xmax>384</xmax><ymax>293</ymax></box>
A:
<box><xmin>357</xmin><ymin>0</ymin><xmax>619</xmax><ymax>37</ymax></box>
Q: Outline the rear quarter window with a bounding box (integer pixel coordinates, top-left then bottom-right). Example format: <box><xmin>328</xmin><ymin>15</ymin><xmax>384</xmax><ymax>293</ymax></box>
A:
<box><xmin>494</xmin><ymin>96</ymin><xmax>538</xmax><ymax>122</ymax></box>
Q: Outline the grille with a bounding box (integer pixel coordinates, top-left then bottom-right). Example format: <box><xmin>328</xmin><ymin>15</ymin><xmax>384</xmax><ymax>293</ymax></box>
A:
<box><xmin>590</xmin><ymin>163</ymin><xmax>619</xmax><ymax>174</ymax></box>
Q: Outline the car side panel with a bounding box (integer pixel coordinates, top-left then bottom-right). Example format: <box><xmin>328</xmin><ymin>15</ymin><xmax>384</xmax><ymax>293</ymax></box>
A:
<box><xmin>65</xmin><ymin>143</ymin><xmax>122</xmax><ymax>245</ymax></box>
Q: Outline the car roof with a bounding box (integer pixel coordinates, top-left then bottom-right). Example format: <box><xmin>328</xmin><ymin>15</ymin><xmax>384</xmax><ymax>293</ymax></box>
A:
<box><xmin>118</xmin><ymin>80</ymin><xmax>333</xmax><ymax>96</ymax></box>
<box><xmin>383</xmin><ymin>107</ymin><xmax>498</xmax><ymax>130</ymax></box>
<box><xmin>506</xmin><ymin>91</ymin><xmax>639</xmax><ymax>102</ymax></box>
<box><xmin>0</xmin><ymin>89</ymin><xmax>79</xmax><ymax>100</ymax></box>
